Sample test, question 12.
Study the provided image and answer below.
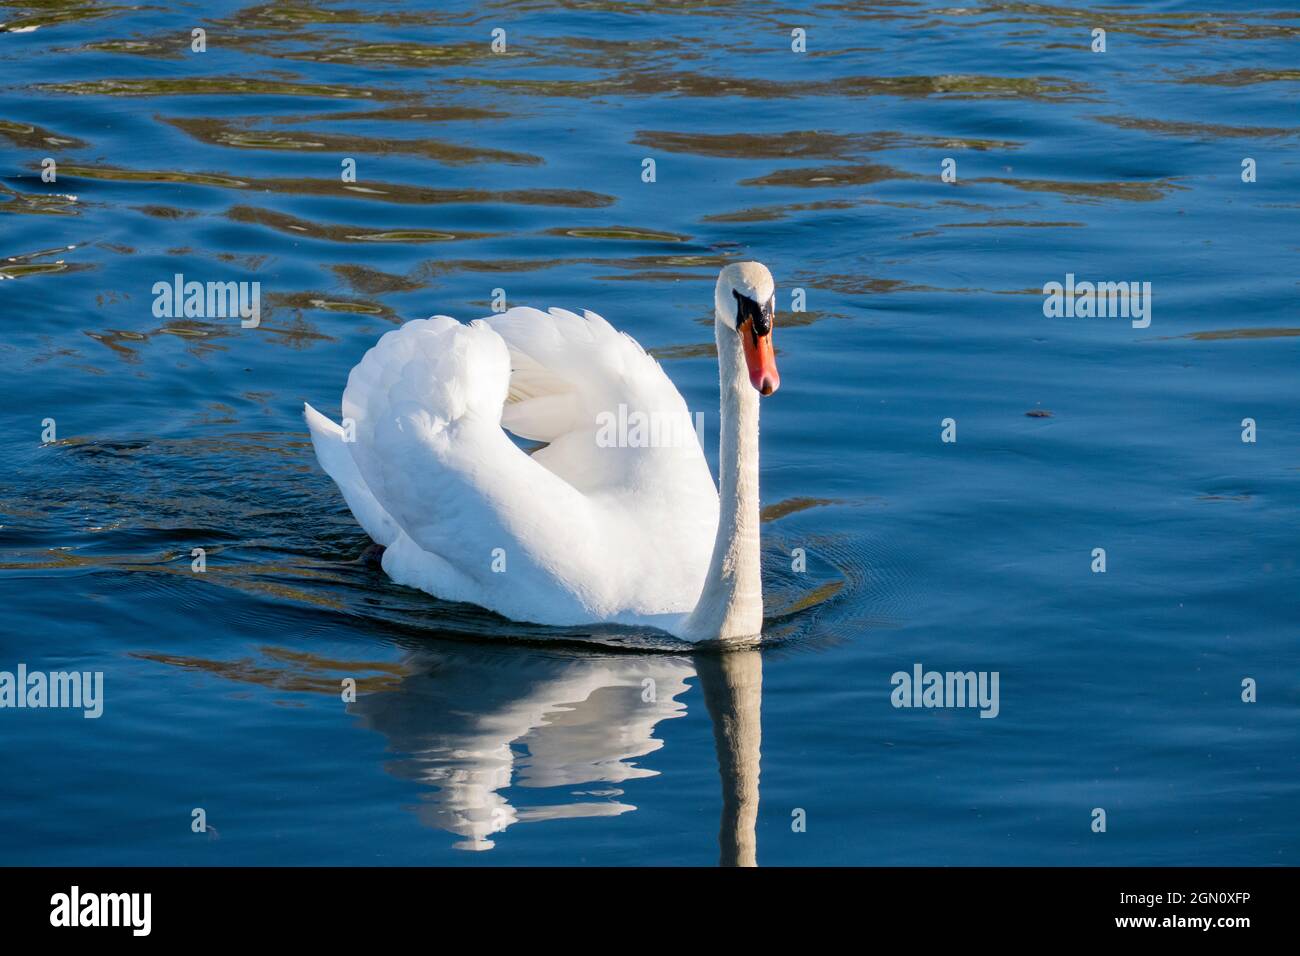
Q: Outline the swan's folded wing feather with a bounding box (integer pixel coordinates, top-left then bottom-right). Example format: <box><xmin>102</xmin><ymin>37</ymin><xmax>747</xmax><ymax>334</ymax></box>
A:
<box><xmin>483</xmin><ymin>306</ymin><xmax>710</xmax><ymax>496</ymax></box>
<box><xmin>339</xmin><ymin>317</ymin><xmax>603</xmax><ymax>587</ymax></box>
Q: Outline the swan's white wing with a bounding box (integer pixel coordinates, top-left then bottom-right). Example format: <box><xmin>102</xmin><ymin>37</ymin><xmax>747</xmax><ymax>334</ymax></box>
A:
<box><xmin>329</xmin><ymin>316</ymin><xmax>626</xmax><ymax>623</ymax></box>
<box><xmin>307</xmin><ymin>310</ymin><xmax>719</xmax><ymax>628</ymax></box>
<box><xmin>483</xmin><ymin>307</ymin><xmax>715</xmax><ymax>501</ymax></box>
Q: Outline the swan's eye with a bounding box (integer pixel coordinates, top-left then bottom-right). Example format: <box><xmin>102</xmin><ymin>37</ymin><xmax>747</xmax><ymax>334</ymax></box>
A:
<box><xmin>732</xmin><ymin>290</ymin><xmax>774</xmax><ymax>337</ymax></box>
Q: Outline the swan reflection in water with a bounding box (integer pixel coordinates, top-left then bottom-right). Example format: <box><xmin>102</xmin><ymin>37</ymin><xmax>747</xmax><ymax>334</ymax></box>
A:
<box><xmin>346</xmin><ymin>642</ymin><xmax>763</xmax><ymax>865</ymax></box>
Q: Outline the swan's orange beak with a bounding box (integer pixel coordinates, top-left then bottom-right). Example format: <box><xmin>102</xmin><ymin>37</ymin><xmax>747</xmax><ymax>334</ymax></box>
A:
<box><xmin>742</xmin><ymin>325</ymin><xmax>779</xmax><ymax>396</ymax></box>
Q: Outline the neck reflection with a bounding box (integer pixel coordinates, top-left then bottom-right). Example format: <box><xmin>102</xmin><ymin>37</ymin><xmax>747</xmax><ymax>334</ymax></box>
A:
<box><xmin>697</xmin><ymin>647</ymin><xmax>763</xmax><ymax>866</ymax></box>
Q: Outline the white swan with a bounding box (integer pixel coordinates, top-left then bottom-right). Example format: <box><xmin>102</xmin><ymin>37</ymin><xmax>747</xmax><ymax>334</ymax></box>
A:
<box><xmin>304</xmin><ymin>261</ymin><xmax>779</xmax><ymax>641</ymax></box>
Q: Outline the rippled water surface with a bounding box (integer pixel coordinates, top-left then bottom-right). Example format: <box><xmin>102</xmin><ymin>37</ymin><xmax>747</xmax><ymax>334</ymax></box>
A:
<box><xmin>2</xmin><ymin>0</ymin><xmax>1297</xmax><ymax>865</ymax></box>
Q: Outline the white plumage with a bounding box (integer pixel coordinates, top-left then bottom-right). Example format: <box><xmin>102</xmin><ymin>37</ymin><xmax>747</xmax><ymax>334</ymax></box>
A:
<box><xmin>306</xmin><ymin>263</ymin><xmax>779</xmax><ymax>642</ymax></box>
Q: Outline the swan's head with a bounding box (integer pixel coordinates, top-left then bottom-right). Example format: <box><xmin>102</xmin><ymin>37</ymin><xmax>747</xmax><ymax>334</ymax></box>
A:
<box><xmin>715</xmin><ymin>261</ymin><xmax>780</xmax><ymax>396</ymax></box>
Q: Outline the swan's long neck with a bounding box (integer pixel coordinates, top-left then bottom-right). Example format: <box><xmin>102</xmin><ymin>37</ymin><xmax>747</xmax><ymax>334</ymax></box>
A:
<box><xmin>683</xmin><ymin>314</ymin><xmax>763</xmax><ymax>641</ymax></box>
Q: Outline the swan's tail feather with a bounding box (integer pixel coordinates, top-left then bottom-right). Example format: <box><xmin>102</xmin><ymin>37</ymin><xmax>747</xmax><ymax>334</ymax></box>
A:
<box><xmin>303</xmin><ymin>402</ymin><xmax>401</xmax><ymax>547</ymax></box>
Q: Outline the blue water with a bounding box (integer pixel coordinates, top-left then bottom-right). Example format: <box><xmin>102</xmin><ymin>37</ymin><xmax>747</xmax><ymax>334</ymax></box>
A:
<box><xmin>1</xmin><ymin>0</ymin><xmax>1297</xmax><ymax>865</ymax></box>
